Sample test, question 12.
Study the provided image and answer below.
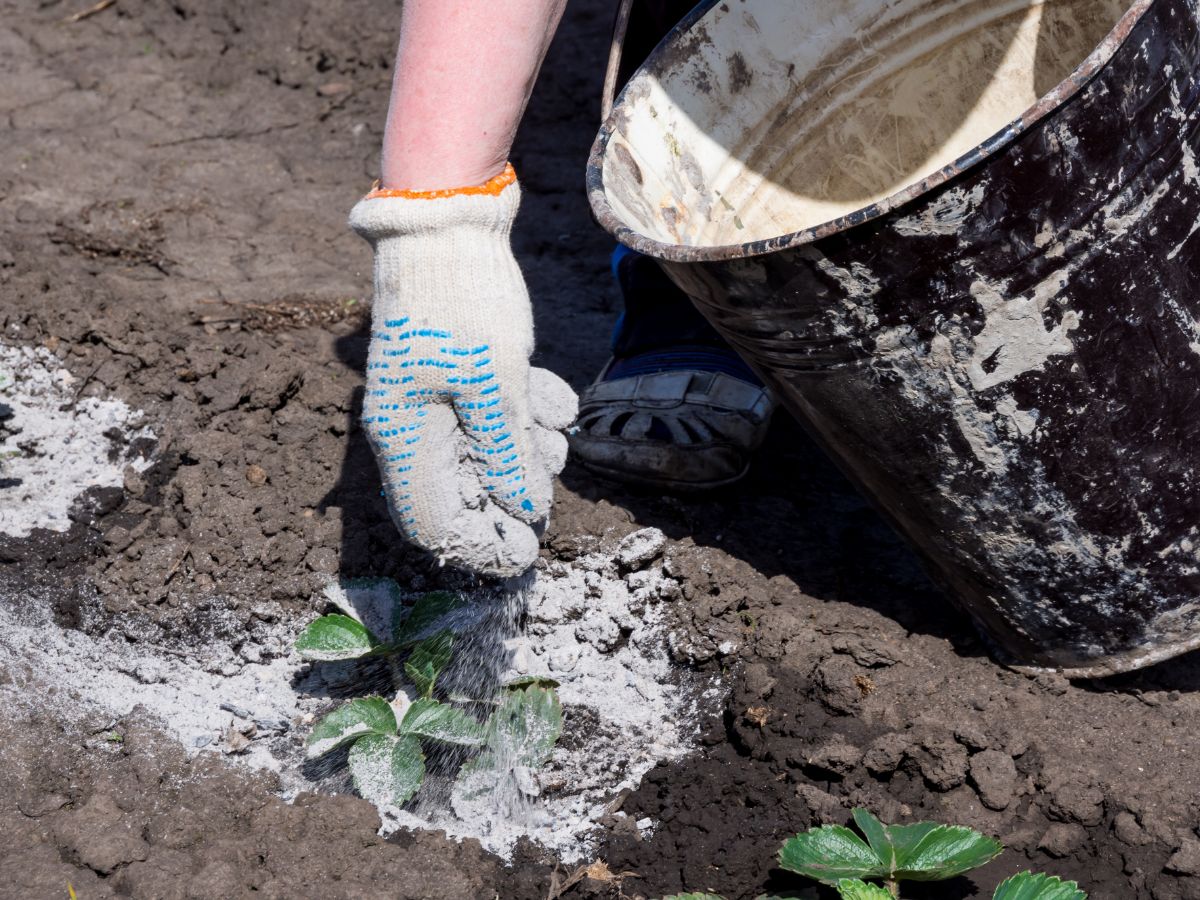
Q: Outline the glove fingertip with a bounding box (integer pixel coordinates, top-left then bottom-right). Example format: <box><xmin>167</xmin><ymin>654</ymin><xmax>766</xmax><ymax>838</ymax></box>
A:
<box><xmin>530</xmin><ymin>367</ymin><xmax>579</xmax><ymax>431</ymax></box>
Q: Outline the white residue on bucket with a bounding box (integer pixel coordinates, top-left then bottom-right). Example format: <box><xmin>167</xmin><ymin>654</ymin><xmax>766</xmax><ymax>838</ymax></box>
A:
<box><xmin>0</xmin><ymin>342</ymin><xmax>154</xmax><ymax>536</ymax></box>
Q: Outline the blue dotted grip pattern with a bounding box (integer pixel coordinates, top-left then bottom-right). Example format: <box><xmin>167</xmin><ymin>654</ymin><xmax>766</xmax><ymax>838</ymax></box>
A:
<box><xmin>362</xmin><ymin>317</ymin><xmax>534</xmax><ymax>538</ymax></box>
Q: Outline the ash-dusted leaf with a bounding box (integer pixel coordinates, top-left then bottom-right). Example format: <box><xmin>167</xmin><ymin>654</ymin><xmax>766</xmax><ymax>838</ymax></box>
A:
<box><xmin>778</xmin><ymin>826</ymin><xmax>885</xmax><ymax>883</ymax></box>
<box><xmin>348</xmin><ymin>733</ymin><xmax>425</xmax><ymax>806</ymax></box>
<box><xmin>852</xmin><ymin>809</ymin><xmax>893</xmax><ymax>865</ymax></box>
<box><xmin>503</xmin><ymin>674</ymin><xmax>561</xmax><ymax>690</ymax></box>
<box><xmin>399</xmin><ymin>698</ymin><xmax>485</xmax><ymax>746</ymax></box>
<box><xmin>404</xmin><ymin>630</ymin><xmax>454</xmax><ymax>698</ymax></box>
<box><xmin>892</xmin><ymin>825</ymin><xmax>1002</xmax><ymax>880</ymax></box>
<box><xmin>660</xmin><ymin>894</ymin><xmax>726</xmax><ymax>899</ymax></box>
<box><xmin>295</xmin><ymin>614</ymin><xmax>377</xmax><ymax>661</ymax></box>
<box><xmin>836</xmin><ymin>880</ymin><xmax>893</xmax><ymax>900</ymax></box>
<box><xmin>323</xmin><ymin>577</ymin><xmax>403</xmax><ymax>642</ymax></box>
<box><xmin>993</xmin><ymin>872</ymin><xmax>1086</xmax><ymax>900</ymax></box>
<box><xmin>306</xmin><ymin>697</ymin><xmax>397</xmax><ymax>758</ymax></box>
<box><xmin>487</xmin><ymin>683</ymin><xmax>563</xmax><ymax>769</ymax></box>
<box><xmin>395</xmin><ymin>591</ymin><xmax>467</xmax><ymax>646</ymax></box>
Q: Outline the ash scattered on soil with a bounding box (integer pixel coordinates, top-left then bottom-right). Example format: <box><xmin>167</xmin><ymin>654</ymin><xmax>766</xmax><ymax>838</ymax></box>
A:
<box><xmin>387</xmin><ymin>531</ymin><xmax>711</xmax><ymax>861</ymax></box>
<box><xmin>0</xmin><ymin>342</ymin><xmax>153</xmax><ymax>537</ymax></box>
<box><xmin>0</xmin><ymin>532</ymin><xmax>713</xmax><ymax>865</ymax></box>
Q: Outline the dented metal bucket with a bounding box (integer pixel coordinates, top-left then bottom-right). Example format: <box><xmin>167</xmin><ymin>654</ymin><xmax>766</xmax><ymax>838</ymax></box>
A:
<box><xmin>587</xmin><ymin>0</ymin><xmax>1200</xmax><ymax>676</ymax></box>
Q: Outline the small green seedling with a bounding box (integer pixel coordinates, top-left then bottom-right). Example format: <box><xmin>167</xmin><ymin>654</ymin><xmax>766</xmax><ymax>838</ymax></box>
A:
<box><xmin>661</xmin><ymin>809</ymin><xmax>1086</xmax><ymax>900</ymax></box>
<box><xmin>779</xmin><ymin>808</ymin><xmax>1003</xmax><ymax>895</ymax></box>
<box><xmin>307</xmin><ymin>691</ymin><xmax>485</xmax><ymax>806</ymax></box>
<box><xmin>297</xmin><ymin>586</ymin><xmax>564</xmax><ymax>808</ymax></box>
<box><xmin>294</xmin><ymin>587</ymin><xmax>466</xmax><ymax>661</ymax></box>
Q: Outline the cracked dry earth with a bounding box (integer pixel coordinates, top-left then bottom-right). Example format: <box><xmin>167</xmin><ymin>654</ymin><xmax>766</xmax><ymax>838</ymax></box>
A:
<box><xmin>5</xmin><ymin>1</ymin><xmax>1200</xmax><ymax>898</ymax></box>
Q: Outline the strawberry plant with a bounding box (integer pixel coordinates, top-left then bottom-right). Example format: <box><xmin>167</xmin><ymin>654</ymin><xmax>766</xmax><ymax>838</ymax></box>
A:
<box><xmin>296</xmin><ymin>586</ymin><xmax>563</xmax><ymax>807</ymax></box>
<box><xmin>660</xmin><ymin>809</ymin><xmax>1086</xmax><ymax>900</ymax></box>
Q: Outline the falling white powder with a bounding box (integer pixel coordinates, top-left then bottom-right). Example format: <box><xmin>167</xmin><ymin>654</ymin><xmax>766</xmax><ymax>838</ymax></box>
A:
<box><xmin>379</xmin><ymin>540</ymin><xmax>708</xmax><ymax>861</ymax></box>
<box><xmin>0</xmin><ymin>342</ymin><xmax>154</xmax><ymax>536</ymax></box>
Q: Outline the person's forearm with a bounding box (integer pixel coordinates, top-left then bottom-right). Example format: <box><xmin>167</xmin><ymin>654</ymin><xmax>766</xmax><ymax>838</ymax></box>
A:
<box><xmin>380</xmin><ymin>0</ymin><xmax>568</xmax><ymax>192</ymax></box>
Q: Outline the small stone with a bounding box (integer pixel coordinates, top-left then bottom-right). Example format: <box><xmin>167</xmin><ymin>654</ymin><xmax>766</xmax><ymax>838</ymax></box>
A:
<box><xmin>742</xmin><ymin>663</ymin><xmax>776</xmax><ymax>700</ymax></box>
<box><xmin>796</xmin><ymin>783</ymin><xmax>844</xmax><ymax>822</ymax></box>
<box><xmin>863</xmin><ymin>733</ymin><xmax>910</xmax><ymax>776</ymax></box>
<box><xmin>916</xmin><ymin>735</ymin><xmax>969</xmax><ymax>791</ymax></box>
<box><xmin>548</xmin><ymin>647</ymin><xmax>580</xmax><ymax>673</ymax></box>
<box><xmin>954</xmin><ymin>725</ymin><xmax>989</xmax><ymax>751</ymax></box>
<box><xmin>577</xmin><ymin>615</ymin><xmax>621</xmax><ymax>652</ymax></box>
<box><xmin>1050</xmin><ymin>781</ymin><xmax>1105</xmax><ymax>826</ymax></box>
<box><xmin>511</xmin><ymin>643</ymin><xmax>531</xmax><ymax>674</ymax></box>
<box><xmin>103</xmin><ymin>525</ymin><xmax>134</xmax><ymax>551</ymax></box>
<box><xmin>53</xmin><ymin>793</ymin><xmax>149</xmax><ymax>874</ymax></box>
<box><xmin>1167</xmin><ymin>839</ymin><xmax>1200</xmax><ymax>876</ymax></box>
<box><xmin>1114</xmin><ymin>811</ymin><xmax>1150</xmax><ymax>847</ymax></box>
<box><xmin>1034</xmin><ymin>673</ymin><xmax>1070</xmax><ymax>695</ymax></box>
<box><xmin>17</xmin><ymin>790</ymin><xmax>68</xmax><ymax>818</ymax></box>
<box><xmin>223</xmin><ymin>725</ymin><xmax>252</xmax><ymax>754</ymax></box>
<box><xmin>1038</xmin><ymin>823</ymin><xmax>1086</xmax><ymax>858</ymax></box>
<box><xmin>805</xmin><ymin>738</ymin><xmax>864</xmax><ymax>776</ymax></box>
<box><xmin>812</xmin><ymin>656</ymin><xmax>867</xmax><ymax>715</ymax></box>
<box><xmin>616</xmin><ymin>527</ymin><xmax>667</xmax><ymax>570</ymax></box>
<box><xmin>123</xmin><ymin>466</ymin><xmax>147</xmax><ymax>498</ymax></box>
<box><xmin>969</xmin><ymin>749</ymin><xmax>1018</xmax><ymax>810</ymax></box>
<box><xmin>245</xmin><ymin>464</ymin><xmax>268</xmax><ymax>485</ymax></box>
<box><xmin>304</xmin><ymin>545</ymin><xmax>338</xmax><ymax>575</ymax></box>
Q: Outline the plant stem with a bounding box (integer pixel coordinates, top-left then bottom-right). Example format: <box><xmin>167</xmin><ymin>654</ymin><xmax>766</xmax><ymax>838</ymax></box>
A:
<box><xmin>885</xmin><ymin>880</ymin><xmax>900</xmax><ymax>899</ymax></box>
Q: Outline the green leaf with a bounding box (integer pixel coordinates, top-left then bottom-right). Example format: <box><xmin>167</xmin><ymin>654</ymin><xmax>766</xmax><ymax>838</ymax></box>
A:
<box><xmin>836</xmin><ymin>881</ymin><xmax>894</xmax><ymax>900</ymax></box>
<box><xmin>877</xmin><ymin>821</ymin><xmax>941</xmax><ymax>862</ymax></box>
<box><xmin>891</xmin><ymin>825</ymin><xmax>1002</xmax><ymax>880</ymax></box>
<box><xmin>503</xmin><ymin>674</ymin><xmax>561</xmax><ymax>690</ymax></box>
<box><xmin>404</xmin><ymin>630</ymin><xmax>454</xmax><ymax>698</ymax></box>
<box><xmin>395</xmin><ymin>591</ymin><xmax>466</xmax><ymax>646</ymax></box>
<box><xmin>348</xmin><ymin>733</ymin><xmax>425</xmax><ymax>806</ymax></box>
<box><xmin>777</xmin><ymin>826</ymin><xmax>885</xmax><ymax>883</ymax></box>
<box><xmin>852</xmin><ymin>809</ymin><xmax>893</xmax><ymax>865</ymax></box>
<box><xmin>993</xmin><ymin>872</ymin><xmax>1087</xmax><ymax>900</ymax></box>
<box><xmin>486</xmin><ymin>683</ymin><xmax>563</xmax><ymax>769</ymax></box>
<box><xmin>295</xmin><ymin>614</ymin><xmax>377</xmax><ymax>661</ymax></box>
<box><xmin>660</xmin><ymin>894</ymin><xmax>726</xmax><ymax>899</ymax></box>
<box><xmin>399</xmin><ymin>698</ymin><xmax>486</xmax><ymax>746</ymax></box>
<box><xmin>306</xmin><ymin>697</ymin><xmax>397</xmax><ymax>758</ymax></box>
<box><xmin>836</xmin><ymin>810</ymin><xmax>1001</xmax><ymax>882</ymax></box>
<box><xmin>323</xmin><ymin>577</ymin><xmax>403</xmax><ymax>642</ymax></box>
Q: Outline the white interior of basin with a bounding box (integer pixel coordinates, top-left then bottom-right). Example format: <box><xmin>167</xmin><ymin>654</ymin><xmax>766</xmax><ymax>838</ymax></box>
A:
<box><xmin>601</xmin><ymin>0</ymin><xmax>1130</xmax><ymax>248</ymax></box>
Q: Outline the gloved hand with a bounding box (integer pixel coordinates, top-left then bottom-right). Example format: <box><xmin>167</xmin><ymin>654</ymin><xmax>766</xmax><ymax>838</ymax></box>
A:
<box><xmin>349</xmin><ymin>165</ymin><xmax>577</xmax><ymax>577</ymax></box>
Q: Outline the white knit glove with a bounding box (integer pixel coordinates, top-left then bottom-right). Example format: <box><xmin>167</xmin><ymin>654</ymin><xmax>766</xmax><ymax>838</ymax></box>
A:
<box><xmin>349</xmin><ymin>166</ymin><xmax>577</xmax><ymax>577</ymax></box>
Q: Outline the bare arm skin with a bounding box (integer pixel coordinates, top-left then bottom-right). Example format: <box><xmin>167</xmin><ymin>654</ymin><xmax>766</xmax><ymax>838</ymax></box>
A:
<box><xmin>380</xmin><ymin>0</ymin><xmax>569</xmax><ymax>191</ymax></box>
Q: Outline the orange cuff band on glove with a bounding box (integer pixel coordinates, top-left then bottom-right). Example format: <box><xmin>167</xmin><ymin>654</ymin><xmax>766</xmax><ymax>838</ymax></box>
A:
<box><xmin>366</xmin><ymin>163</ymin><xmax>517</xmax><ymax>201</ymax></box>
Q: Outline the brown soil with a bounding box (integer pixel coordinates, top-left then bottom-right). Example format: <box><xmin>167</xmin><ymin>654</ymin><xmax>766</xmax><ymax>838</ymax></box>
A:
<box><xmin>2</xmin><ymin>1</ymin><xmax>1198</xmax><ymax>899</ymax></box>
